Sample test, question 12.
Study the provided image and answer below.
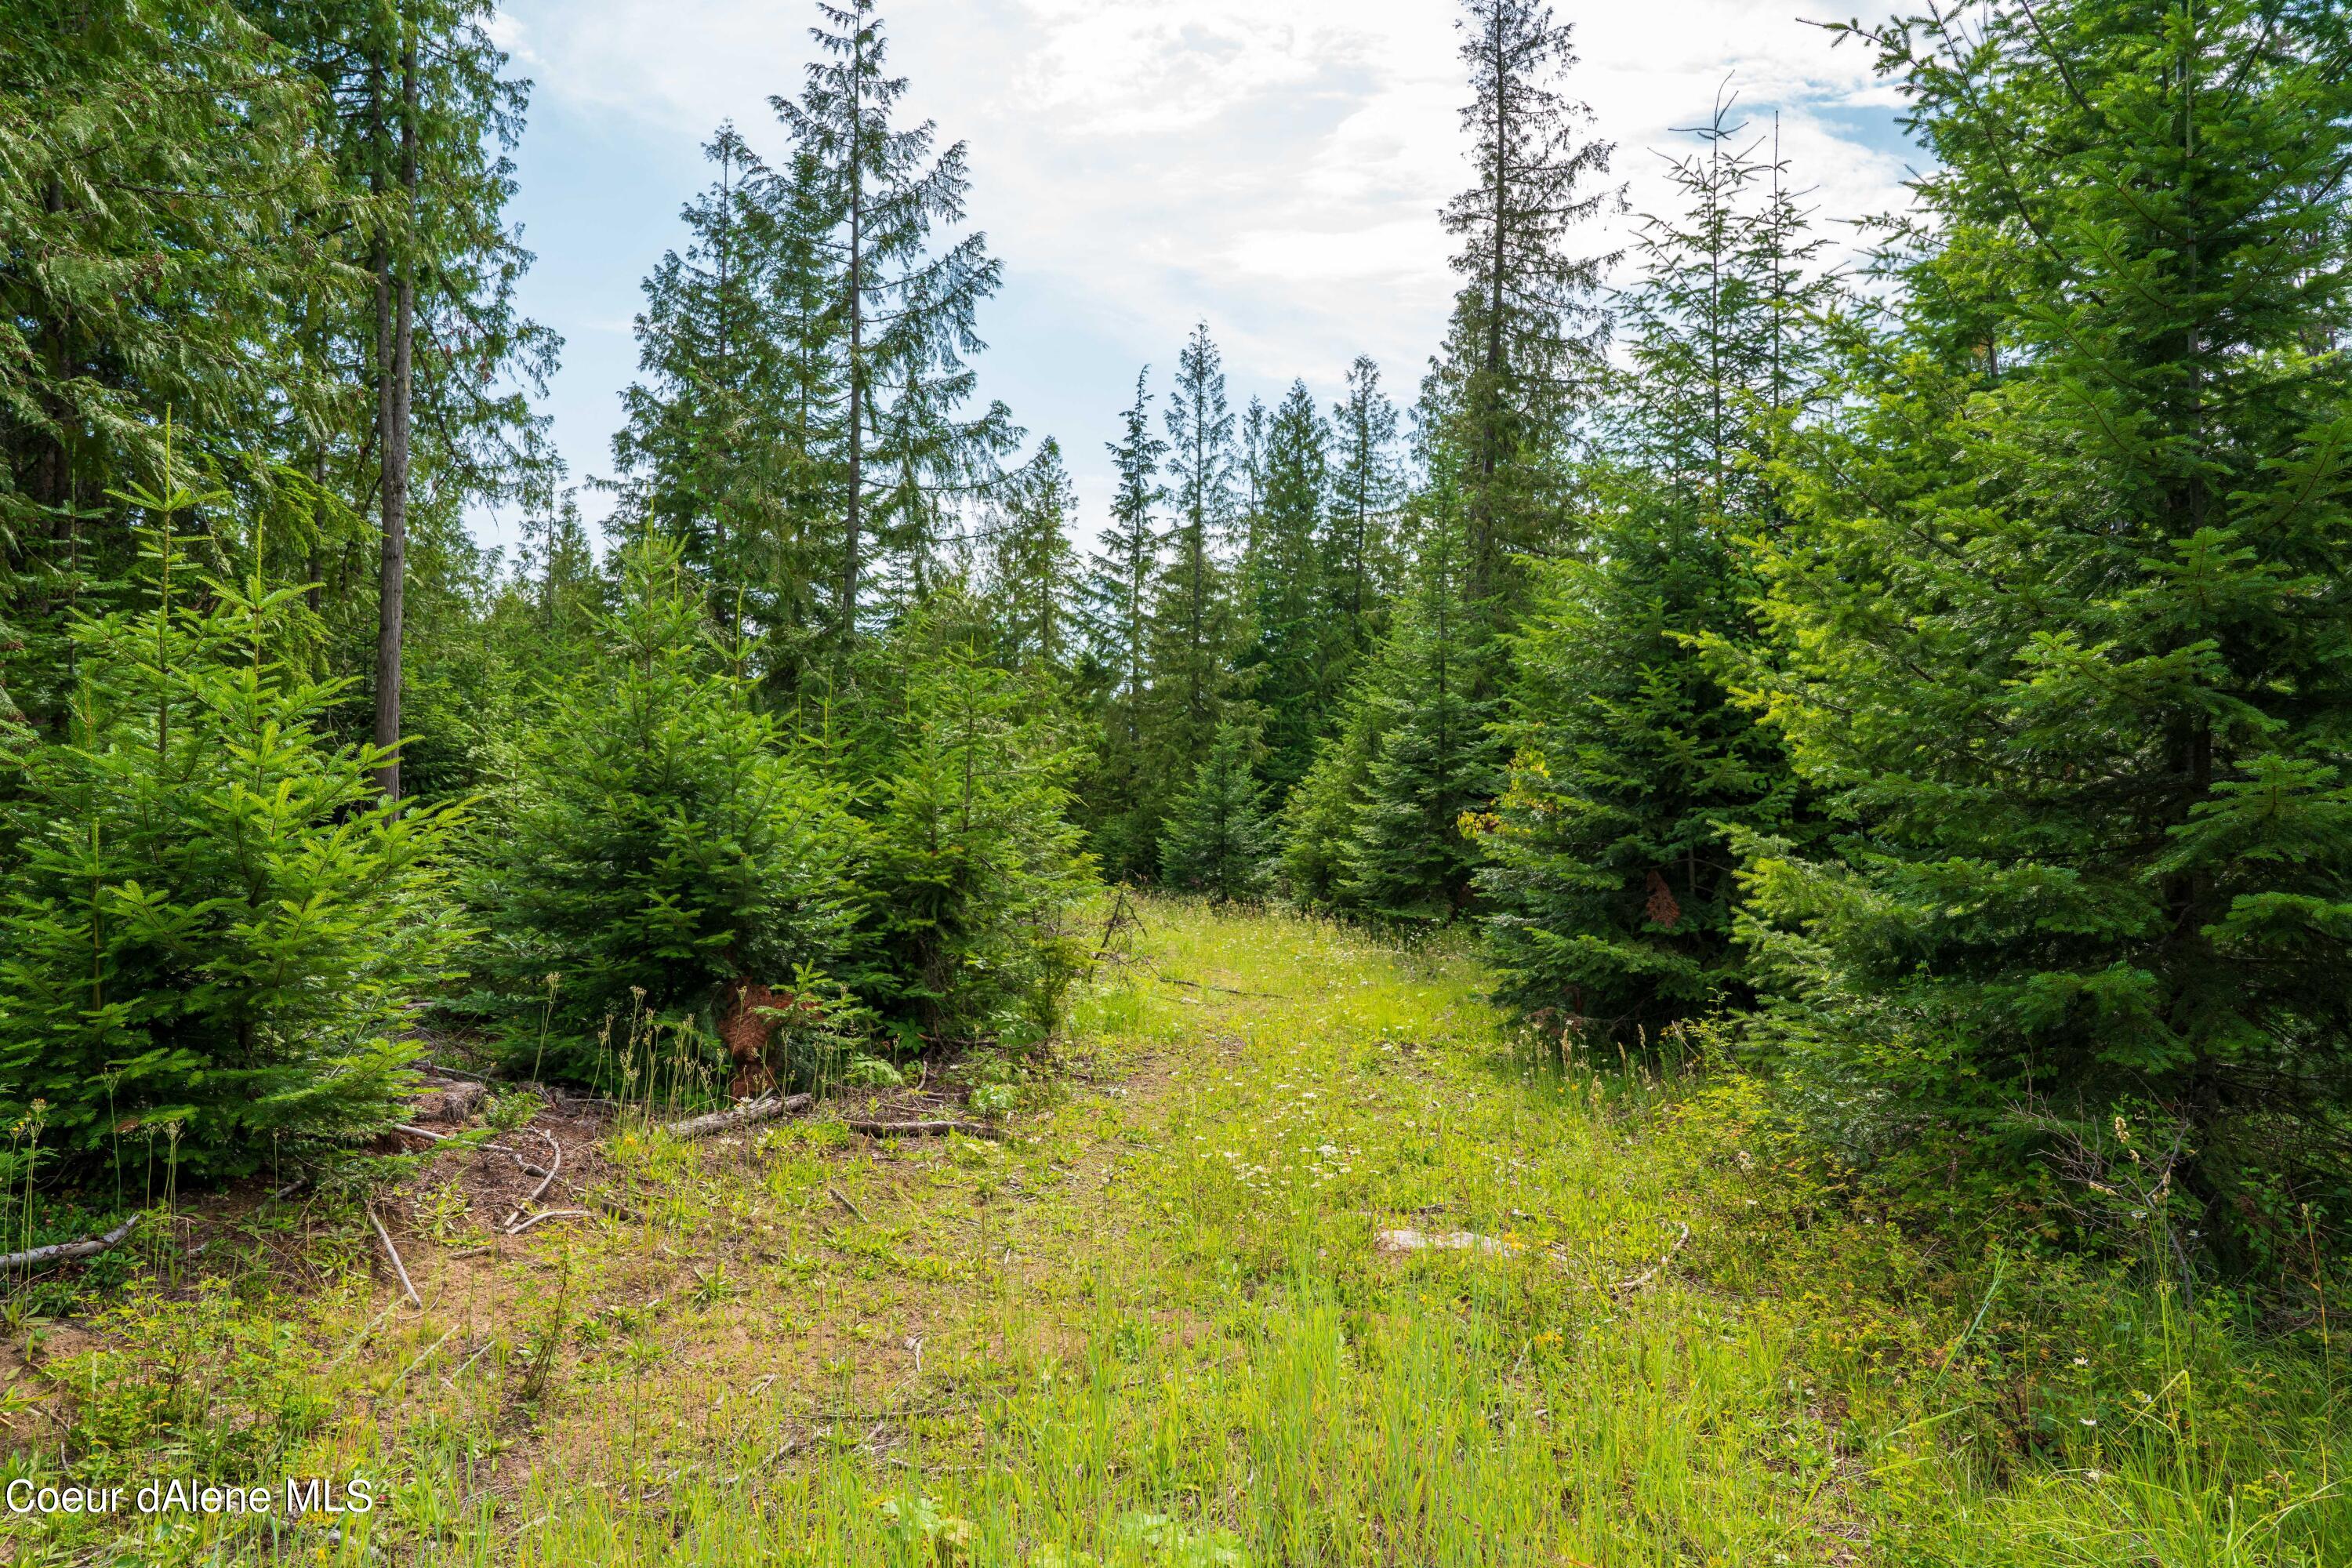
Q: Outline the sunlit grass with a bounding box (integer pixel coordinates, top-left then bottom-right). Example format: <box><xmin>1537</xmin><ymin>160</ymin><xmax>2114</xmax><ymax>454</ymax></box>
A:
<box><xmin>5</xmin><ymin>898</ymin><xmax>2344</xmax><ymax>1565</ymax></box>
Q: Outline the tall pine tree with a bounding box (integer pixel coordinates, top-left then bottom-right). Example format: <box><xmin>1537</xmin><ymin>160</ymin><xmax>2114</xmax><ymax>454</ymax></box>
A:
<box><xmin>1340</xmin><ymin>494</ymin><xmax>1499</xmax><ymax>924</ymax></box>
<box><xmin>987</xmin><ymin>437</ymin><xmax>1081</xmax><ymax>673</ymax></box>
<box><xmin>610</xmin><ymin>125</ymin><xmax>812</xmax><ymax>642</ymax></box>
<box><xmin>263</xmin><ymin>0</ymin><xmax>561</xmax><ymax>798</ymax></box>
<box><xmin>773</xmin><ymin>0</ymin><xmax>1015</xmax><ymax>652</ymax></box>
<box><xmin>1475</xmin><ymin>91</ymin><xmax>1831</xmax><ymax>1039</ymax></box>
<box><xmin>1730</xmin><ymin>0</ymin><xmax>2352</xmax><ymax>1240</ymax></box>
<box><xmin>1323</xmin><ymin>354</ymin><xmax>1403</xmax><ymax>666</ymax></box>
<box><xmin>1145</xmin><ymin>323</ymin><xmax>1240</xmax><ymax>786</ymax></box>
<box><xmin>1242</xmin><ymin>380</ymin><xmax>1330</xmax><ymax>794</ymax></box>
<box><xmin>2</xmin><ymin>0</ymin><xmax>344</xmax><ymax>735</ymax></box>
<box><xmin>1160</xmin><ymin>717</ymin><xmax>1276</xmax><ymax>904</ymax></box>
<box><xmin>1425</xmin><ymin>0</ymin><xmax>1619</xmax><ymax>619</ymax></box>
<box><xmin>1078</xmin><ymin>368</ymin><xmax>1167</xmax><ymax>877</ymax></box>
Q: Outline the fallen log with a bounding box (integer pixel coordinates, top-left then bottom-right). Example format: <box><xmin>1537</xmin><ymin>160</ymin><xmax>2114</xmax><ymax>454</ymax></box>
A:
<box><xmin>842</xmin><ymin>1119</ymin><xmax>1005</xmax><ymax>1142</ymax></box>
<box><xmin>0</xmin><ymin>1214</ymin><xmax>141</xmax><ymax>1273</ymax></box>
<box><xmin>661</xmin><ymin>1092</ymin><xmax>811</xmax><ymax>1141</ymax></box>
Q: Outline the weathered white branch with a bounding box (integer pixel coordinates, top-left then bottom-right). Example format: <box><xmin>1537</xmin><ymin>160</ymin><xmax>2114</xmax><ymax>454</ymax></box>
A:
<box><xmin>368</xmin><ymin>1206</ymin><xmax>422</xmax><ymax>1308</ymax></box>
<box><xmin>662</xmin><ymin>1092</ymin><xmax>811</xmax><ymax>1141</ymax></box>
<box><xmin>0</xmin><ymin>1214</ymin><xmax>141</xmax><ymax>1273</ymax></box>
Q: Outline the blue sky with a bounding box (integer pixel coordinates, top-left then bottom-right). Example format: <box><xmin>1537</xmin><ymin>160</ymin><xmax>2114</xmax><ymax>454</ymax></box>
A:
<box><xmin>478</xmin><ymin>0</ymin><xmax>1919</xmax><ymax>557</ymax></box>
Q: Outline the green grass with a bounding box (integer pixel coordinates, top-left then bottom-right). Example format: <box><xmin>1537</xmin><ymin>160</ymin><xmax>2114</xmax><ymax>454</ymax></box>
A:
<box><xmin>4</xmin><ymin>899</ymin><xmax>2345</xmax><ymax>1564</ymax></box>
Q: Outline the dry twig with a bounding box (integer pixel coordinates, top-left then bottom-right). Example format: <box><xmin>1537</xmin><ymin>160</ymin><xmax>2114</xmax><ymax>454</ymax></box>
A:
<box><xmin>503</xmin><ymin>1127</ymin><xmax>562</xmax><ymax>1231</ymax></box>
<box><xmin>1155</xmin><ymin>973</ymin><xmax>1284</xmax><ymax>1000</ymax></box>
<box><xmin>506</xmin><ymin>1209</ymin><xmax>589</xmax><ymax>1236</ymax></box>
<box><xmin>367</xmin><ymin>1207</ymin><xmax>423</xmax><ymax>1308</ymax></box>
<box><xmin>1610</xmin><ymin>1221</ymin><xmax>1693</xmax><ymax>1294</ymax></box>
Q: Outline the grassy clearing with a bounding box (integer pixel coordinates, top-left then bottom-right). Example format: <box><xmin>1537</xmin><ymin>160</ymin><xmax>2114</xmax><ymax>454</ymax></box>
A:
<box><xmin>3</xmin><ymin>899</ymin><xmax>2345</xmax><ymax>1564</ymax></box>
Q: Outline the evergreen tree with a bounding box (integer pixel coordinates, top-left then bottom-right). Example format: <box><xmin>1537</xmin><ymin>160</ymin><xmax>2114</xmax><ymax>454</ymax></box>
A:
<box><xmin>409</xmin><ymin>495</ymin><xmax>603</xmax><ymax>803</ymax></box>
<box><xmin>1325</xmin><ymin>354</ymin><xmax>1404</xmax><ymax>662</ymax></box>
<box><xmin>1146</xmin><ymin>322</ymin><xmax>1240</xmax><ymax>776</ymax></box>
<box><xmin>1730</xmin><ymin>0</ymin><xmax>2352</xmax><ymax>1238</ymax></box>
<box><xmin>1085</xmin><ymin>371</ymin><xmax>1165</xmax><ymax>713</ymax></box>
<box><xmin>516</xmin><ymin>496</ymin><xmax>603</xmax><ymax>647</ymax></box>
<box><xmin>1236</xmin><ymin>394</ymin><xmax>1271</xmax><ymax>558</ymax></box>
<box><xmin>610</xmin><ymin>125</ymin><xmax>822</xmax><ymax>657</ymax></box>
<box><xmin>0</xmin><ymin>438</ymin><xmax>465</xmax><ymax>1178</ymax></box>
<box><xmin>1242</xmin><ymin>380</ymin><xmax>1330</xmax><ymax>793</ymax></box>
<box><xmin>1476</xmin><ymin>474</ymin><xmax>1800</xmax><ymax>1034</ymax></box>
<box><xmin>1474</xmin><ymin>92</ymin><xmax>1831</xmax><ymax>1039</ymax></box>
<box><xmin>1077</xmin><ymin>368</ymin><xmax>1167</xmax><ymax>878</ymax></box>
<box><xmin>1425</xmin><ymin>0</ymin><xmax>1619</xmax><ymax>616</ymax></box>
<box><xmin>852</xmin><ymin>610</ymin><xmax>1094</xmax><ymax>1040</ymax></box>
<box><xmin>773</xmin><ymin>0</ymin><xmax>1016</xmax><ymax>649</ymax></box>
<box><xmin>472</xmin><ymin>535</ymin><xmax>861</xmax><ymax>1064</ymax></box>
<box><xmin>1160</xmin><ymin>718</ymin><xmax>1275</xmax><ymax>904</ymax></box>
<box><xmin>1</xmin><ymin>0</ymin><xmax>347</xmax><ymax>735</ymax></box>
<box><xmin>1279</xmin><ymin>690</ymin><xmax>1378</xmax><ymax>910</ymax></box>
<box><xmin>1341</xmin><ymin>505</ymin><xmax>1499</xmax><ymax>922</ymax></box>
<box><xmin>987</xmin><ymin>438</ymin><xmax>1081</xmax><ymax>672</ymax></box>
<box><xmin>257</xmin><ymin>0</ymin><xmax>561</xmax><ymax>800</ymax></box>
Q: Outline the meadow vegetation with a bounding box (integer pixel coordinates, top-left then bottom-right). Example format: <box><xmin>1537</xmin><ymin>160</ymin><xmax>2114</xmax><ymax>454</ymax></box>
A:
<box><xmin>2</xmin><ymin>901</ymin><xmax>2342</xmax><ymax>1565</ymax></box>
<box><xmin>4</xmin><ymin>0</ymin><xmax>2351</xmax><ymax>1557</ymax></box>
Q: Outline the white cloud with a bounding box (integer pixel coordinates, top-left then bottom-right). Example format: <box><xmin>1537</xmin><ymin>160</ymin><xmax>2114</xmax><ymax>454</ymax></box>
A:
<box><xmin>489</xmin><ymin>0</ymin><xmax>1919</xmax><ymax>543</ymax></box>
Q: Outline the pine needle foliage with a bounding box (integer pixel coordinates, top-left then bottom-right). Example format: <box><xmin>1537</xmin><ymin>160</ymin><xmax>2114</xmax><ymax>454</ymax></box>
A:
<box><xmin>0</xmin><ymin>0</ymin><xmax>347</xmax><ymax>732</ymax></box>
<box><xmin>1474</xmin><ymin>93</ymin><xmax>1829</xmax><ymax>1039</ymax></box>
<box><xmin>1427</xmin><ymin>0</ymin><xmax>1620</xmax><ymax>613</ymax></box>
<box><xmin>0</xmin><ymin>439</ymin><xmax>464</xmax><ymax>1179</ymax></box>
<box><xmin>1476</xmin><ymin>481</ymin><xmax>1801</xmax><ymax>1035</ymax></box>
<box><xmin>1729</xmin><ymin>0</ymin><xmax>2352</xmax><ymax>1247</ymax></box>
<box><xmin>1340</xmin><ymin>512</ymin><xmax>1501</xmax><ymax>924</ymax></box>
<box><xmin>986</xmin><ymin>437</ymin><xmax>1083</xmax><ymax>673</ymax></box>
<box><xmin>1241</xmin><ymin>381</ymin><xmax>1330</xmax><ymax>794</ymax></box>
<box><xmin>774</xmin><ymin>0</ymin><xmax>1017</xmax><ymax>639</ymax></box>
<box><xmin>1159</xmin><ymin>719</ymin><xmax>1276</xmax><ymax>904</ymax></box>
<box><xmin>851</xmin><ymin>608</ymin><xmax>1095</xmax><ymax>1044</ymax></box>
<box><xmin>1077</xmin><ymin>369</ymin><xmax>1169</xmax><ymax>879</ymax></box>
<box><xmin>1323</xmin><ymin>355</ymin><xmax>1405</xmax><ymax>667</ymax></box>
<box><xmin>1279</xmin><ymin>692</ymin><xmax>1378</xmax><ymax>912</ymax></box>
<box><xmin>1146</xmin><ymin>323</ymin><xmax>1242</xmax><ymax>775</ymax></box>
<box><xmin>471</xmin><ymin>535</ymin><xmax>860</xmax><ymax>1065</ymax></box>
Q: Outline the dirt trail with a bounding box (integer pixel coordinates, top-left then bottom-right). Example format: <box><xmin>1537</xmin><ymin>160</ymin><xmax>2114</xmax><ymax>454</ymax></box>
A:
<box><xmin>16</xmin><ymin>903</ymin><xmax>1899</xmax><ymax>1566</ymax></box>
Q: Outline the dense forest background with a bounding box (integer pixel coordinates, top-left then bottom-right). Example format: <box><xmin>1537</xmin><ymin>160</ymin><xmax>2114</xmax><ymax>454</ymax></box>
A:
<box><xmin>5</xmin><ymin>0</ymin><xmax>2351</xmax><ymax>1283</ymax></box>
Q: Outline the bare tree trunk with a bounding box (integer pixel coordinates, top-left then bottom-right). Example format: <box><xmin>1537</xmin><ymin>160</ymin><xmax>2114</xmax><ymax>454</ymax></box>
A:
<box><xmin>307</xmin><ymin>445</ymin><xmax>326</xmax><ymax>621</ymax></box>
<box><xmin>1474</xmin><ymin>10</ymin><xmax>1508</xmax><ymax>604</ymax></box>
<box><xmin>837</xmin><ymin>30</ymin><xmax>867</xmax><ymax>651</ymax></box>
<box><xmin>372</xmin><ymin>24</ymin><xmax>417</xmax><ymax>800</ymax></box>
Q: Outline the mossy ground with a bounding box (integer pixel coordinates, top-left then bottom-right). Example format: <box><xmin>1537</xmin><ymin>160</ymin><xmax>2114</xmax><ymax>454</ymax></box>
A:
<box><xmin>3</xmin><ymin>899</ymin><xmax>2344</xmax><ymax>1564</ymax></box>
